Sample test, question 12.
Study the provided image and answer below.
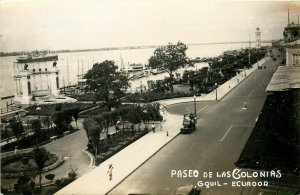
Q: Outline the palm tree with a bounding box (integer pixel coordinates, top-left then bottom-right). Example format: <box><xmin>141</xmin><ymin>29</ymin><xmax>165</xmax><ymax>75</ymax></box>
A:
<box><xmin>32</xmin><ymin>147</ymin><xmax>49</xmax><ymax>188</ymax></box>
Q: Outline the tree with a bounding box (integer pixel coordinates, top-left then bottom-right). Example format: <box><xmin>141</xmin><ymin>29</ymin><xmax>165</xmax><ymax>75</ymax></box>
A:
<box><xmin>31</xmin><ymin>119</ymin><xmax>41</xmax><ymax>145</ymax></box>
<box><xmin>85</xmin><ymin>60</ymin><xmax>130</xmax><ymax>110</ymax></box>
<box><xmin>72</xmin><ymin>107</ymin><xmax>80</xmax><ymax>130</ymax></box>
<box><xmin>52</xmin><ymin>111</ymin><xmax>65</xmax><ymax>135</ymax></box>
<box><xmin>32</xmin><ymin>147</ymin><xmax>49</xmax><ymax>188</ymax></box>
<box><xmin>83</xmin><ymin>119</ymin><xmax>101</xmax><ymax>155</ymax></box>
<box><xmin>148</xmin><ymin>41</ymin><xmax>191</xmax><ymax>93</ymax></box>
<box><xmin>52</xmin><ymin>109</ymin><xmax>73</xmax><ymax>136</ymax></box>
<box><xmin>127</xmin><ymin>106</ymin><xmax>142</xmax><ymax>131</ymax></box>
<box><xmin>14</xmin><ymin>175</ymin><xmax>35</xmax><ymax>195</ymax></box>
<box><xmin>42</xmin><ymin>116</ymin><xmax>51</xmax><ymax>130</ymax></box>
<box><xmin>10</xmin><ymin>121</ymin><xmax>24</xmax><ymax>147</ymax></box>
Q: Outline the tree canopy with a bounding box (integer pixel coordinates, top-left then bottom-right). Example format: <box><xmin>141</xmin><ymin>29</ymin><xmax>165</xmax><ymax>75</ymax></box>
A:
<box><xmin>148</xmin><ymin>41</ymin><xmax>191</xmax><ymax>92</ymax></box>
<box><xmin>10</xmin><ymin>121</ymin><xmax>24</xmax><ymax>147</ymax></box>
<box><xmin>32</xmin><ymin>147</ymin><xmax>49</xmax><ymax>188</ymax></box>
<box><xmin>85</xmin><ymin>60</ymin><xmax>129</xmax><ymax>110</ymax></box>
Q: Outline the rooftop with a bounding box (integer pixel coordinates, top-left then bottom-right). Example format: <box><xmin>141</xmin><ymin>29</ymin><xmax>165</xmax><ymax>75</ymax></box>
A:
<box><xmin>283</xmin><ymin>39</ymin><xmax>300</xmax><ymax>48</ymax></box>
<box><xmin>266</xmin><ymin>65</ymin><xmax>300</xmax><ymax>92</ymax></box>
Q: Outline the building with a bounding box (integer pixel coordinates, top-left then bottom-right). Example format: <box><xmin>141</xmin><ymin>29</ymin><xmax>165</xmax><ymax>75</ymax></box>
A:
<box><xmin>13</xmin><ymin>61</ymin><xmax>60</xmax><ymax>105</ymax></box>
<box><xmin>255</xmin><ymin>27</ymin><xmax>261</xmax><ymax>48</ymax></box>
<box><xmin>283</xmin><ymin>23</ymin><xmax>300</xmax><ymax>43</ymax></box>
<box><xmin>283</xmin><ymin>10</ymin><xmax>300</xmax><ymax>43</ymax></box>
<box><xmin>285</xmin><ymin>39</ymin><xmax>300</xmax><ymax>66</ymax></box>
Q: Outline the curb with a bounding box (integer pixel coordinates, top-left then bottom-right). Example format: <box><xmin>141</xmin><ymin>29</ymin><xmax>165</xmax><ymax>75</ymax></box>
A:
<box><xmin>161</xmin><ymin>57</ymin><xmax>270</xmax><ymax>106</ymax></box>
<box><xmin>105</xmin><ymin>128</ymin><xmax>181</xmax><ymax>195</ymax></box>
<box><xmin>82</xmin><ymin>147</ymin><xmax>96</xmax><ymax>167</ymax></box>
<box><xmin>218</xmin><ymin>57</ymin><xmax>269</xmax><ymax>101</ymax></box>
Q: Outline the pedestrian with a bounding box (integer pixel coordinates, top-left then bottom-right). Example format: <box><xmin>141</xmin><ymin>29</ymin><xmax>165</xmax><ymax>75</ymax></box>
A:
<box><xmin>160</xmin><ymin>121</ymin><xmax>163</xmax><ymax>131</ymax></box>
<box><xmin>166</xmin><ymin>131</ymin><xmax>169</xmax><ymax>136</ymax></box>
<box><xmin>244</xmin><ymin>99</ymin><xmax>247</xmax><ymax>109</ymax></box>
<box><xmin>14</xmin><ymin>146</ymin><xmax>18</xmax><ymax>154</ymax></box>
<box><xmin>107</xmin><ymin>164</ymin><xmax>113</xmax><ymax>181</ymax></box>
<box><xmin>151</xmin><ymin>123</ymin><xmax>155</xmax><ymax>133</ymax></box>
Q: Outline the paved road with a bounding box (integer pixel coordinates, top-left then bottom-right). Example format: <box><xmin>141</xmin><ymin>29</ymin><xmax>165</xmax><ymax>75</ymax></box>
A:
<box><xmin>109</xmin><ymin>54</ymin><xmax>279</xmax><ymax>195</ymax></box>
<box><xmin>1</xmin><ymin>119</ymin><xmax>93</xmax><ymax>189</ymax></box>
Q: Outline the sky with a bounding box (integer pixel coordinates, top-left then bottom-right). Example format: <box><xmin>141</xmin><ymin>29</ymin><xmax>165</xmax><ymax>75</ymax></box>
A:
<box><xmin>0</xmin><ymin>0</ymin><xmax>300</xmax><ymax>52</ymax></box>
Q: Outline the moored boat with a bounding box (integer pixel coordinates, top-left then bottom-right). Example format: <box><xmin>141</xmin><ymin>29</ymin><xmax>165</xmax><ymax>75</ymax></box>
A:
<box><xmin>127</xmin><ymin>63</ymin><xmax>144</xmax><ymax>72</ymax></box>
<box><xmin>16</xmin><ymin>51</ymin><xmax>58</xmax><ymax>63</ymax></box>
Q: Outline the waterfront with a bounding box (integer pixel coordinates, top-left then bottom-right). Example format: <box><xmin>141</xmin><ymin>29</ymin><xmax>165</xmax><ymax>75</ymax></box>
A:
<box><xmin>0</xmin><ymin>43</ymin><xmax>269</xmax><ymax>100</ymax></box>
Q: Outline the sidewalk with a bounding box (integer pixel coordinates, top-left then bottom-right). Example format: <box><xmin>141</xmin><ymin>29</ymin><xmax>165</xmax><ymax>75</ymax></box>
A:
<box><xmin>56</xmin><ymin>57</ymin><xmax>270</xmax><ymax>194</ymax></box>
<box><xmin>159</xmin><ymin>57</ymin><xmax>270</xmax><ymax>106</ymax></box>
<box><xmin>56</xmin><ymin>112</ymin><xmax>182</xmax><ymax>195</ymax></box>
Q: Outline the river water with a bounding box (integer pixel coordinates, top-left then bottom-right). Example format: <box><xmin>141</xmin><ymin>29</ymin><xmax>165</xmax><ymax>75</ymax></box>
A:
<box><xmin>0</xmin><ymin>43</ymin><xmax>270</xmax><ymax>102</ymax></box>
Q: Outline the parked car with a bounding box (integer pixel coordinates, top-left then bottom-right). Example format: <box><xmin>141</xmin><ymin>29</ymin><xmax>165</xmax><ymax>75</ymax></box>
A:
<box><xmin>258</xmin><ymin>65</ymin><xmax>262</xmax><ymax>69</ymax></box>
<box><xmin>174</xmin><ymin>185</ymin><xmax>201</xmax><ymax>195</ymax></box>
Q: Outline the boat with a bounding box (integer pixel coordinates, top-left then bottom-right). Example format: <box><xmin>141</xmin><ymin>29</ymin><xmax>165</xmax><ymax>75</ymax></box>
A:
<box><xmin>150</xmin><ymin>68</ymin><xmax>166</xmax><ymax>75</ymax></box>
<box><xmin>127</xmin><ymin>63</ymin><xmax>144</xmax><ymax>72</ymax></box>
<box><xmin>16</xmin><ymin>51</ymin><xmax>58</xmax><ymax>63</ymax></box>
<box><xmin>129</xmin><ymin>71</ymin><xmax>145</xmax><ymax>80</ymax></box>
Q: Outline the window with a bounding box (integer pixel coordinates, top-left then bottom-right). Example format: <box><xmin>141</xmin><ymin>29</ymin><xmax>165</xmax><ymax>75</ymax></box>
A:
<box><xmin>293</xmin><ymin>54</ymin><xmax>300</xmax><ymax>65</ymax></box>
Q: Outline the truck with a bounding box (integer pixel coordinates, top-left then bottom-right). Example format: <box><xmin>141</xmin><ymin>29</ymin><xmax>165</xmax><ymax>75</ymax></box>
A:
<box><xmin>180</xmin><ymin>113</ymin><xmax>197</xmax><ymax>134</ymax></box>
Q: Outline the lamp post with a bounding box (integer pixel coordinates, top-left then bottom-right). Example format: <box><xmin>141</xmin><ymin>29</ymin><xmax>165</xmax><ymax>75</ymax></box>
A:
<box><xmin>193</xmin><ymin>95</ymin><xmax>197</xmax><ymax>117</ymax></box>
<box><xmin>36</xmin><ymin>106</ymin><xmax>41</xmax><ymax>120</ymax></box>
<box><xmin>143</xmin><ymin>109</ymin><xmax>148</xmax><ymax>131</ymax></box>
<box><xmin>215</xmin><ymin>83</ymin><xmax>218</xmax><ymax>100</ymax></box>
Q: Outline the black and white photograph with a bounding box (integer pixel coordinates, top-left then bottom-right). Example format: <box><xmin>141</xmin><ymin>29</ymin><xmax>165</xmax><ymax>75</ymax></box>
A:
<box><xmin>0</xmin><ymin>0</ymin><xmax>299</xmax><ymax>194</ymax></box>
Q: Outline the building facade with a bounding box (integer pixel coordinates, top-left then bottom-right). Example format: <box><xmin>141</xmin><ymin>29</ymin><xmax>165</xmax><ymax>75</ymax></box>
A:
<box><xmin>283</xmin><ymin>23</ymin><xmax>300</xmax><ymax>43</ymax></box>
<box><xmin>13</xmin><ymin>61</ymin><xmax>60</xmax><ymax>104</ymax></box>
<box><xmin>285</xmin><ymin>39</ymin><xmax>300</xmax><ymax>66</ymax></box>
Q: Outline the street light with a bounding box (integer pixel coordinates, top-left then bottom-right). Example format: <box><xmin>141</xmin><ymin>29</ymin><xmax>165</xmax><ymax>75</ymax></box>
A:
<box><xmin>215</xmin><ymin>83</ymin><xmax>218</xmax><ymax>100</ymax></box>
<box><xmin>143</xmin><ymin>109</ymin><xmax>148</xmax><ymax>131</ymax></box>
<box><xmin>193</xmin><ymin>95</ymin><xmax>197</xmax><ymax>117</ymax></box>
<box><xmin>36</xmin><ymin>106</ymin><xmax>41</xmax><ymax>120</ymax></box>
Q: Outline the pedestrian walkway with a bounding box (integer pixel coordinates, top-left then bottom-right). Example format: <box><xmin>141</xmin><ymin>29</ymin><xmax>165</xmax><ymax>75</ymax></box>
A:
<box><xmin>56</xmin><ymin>112</ymin><xmax>182</xmax><ymax>194</ymax></box>
<box><xmin>159</xmin><ymin>57</ymin><xmax>270</xmax><ymax>106</ymax></box>
<box><xmin>56</xmin><ymin>57</ymin><xmax>270</xmax><ymax>194</ymax></box>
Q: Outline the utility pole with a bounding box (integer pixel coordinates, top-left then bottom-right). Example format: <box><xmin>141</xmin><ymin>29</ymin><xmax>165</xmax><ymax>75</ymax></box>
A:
<box><xmin>248</xmin><ymin>35</ymin><xmax>251</xmax><ymax>68</ymax></box>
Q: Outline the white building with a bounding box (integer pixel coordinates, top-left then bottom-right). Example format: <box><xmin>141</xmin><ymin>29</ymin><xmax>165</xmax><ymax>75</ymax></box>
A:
<box><xmin>255</xmin><ymin>27</ymin><xmax>261</xmax><ymax>48</ymax></box>
<box><xmin>285</xmin><ymin>39</ymin><xmax>300</xmax><ymax>66</ymax></box>
<box><xmin>13</xmin><ymin>61</ymin><xmax>60</xmax><ymax>104</ymax></box>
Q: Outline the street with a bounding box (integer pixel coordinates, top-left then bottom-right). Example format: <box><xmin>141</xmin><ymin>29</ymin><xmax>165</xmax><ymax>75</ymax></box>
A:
<box><xmin>109</xmin><ymin>55</ymin><xmax>279</xmax><ymax>195</ymax></box>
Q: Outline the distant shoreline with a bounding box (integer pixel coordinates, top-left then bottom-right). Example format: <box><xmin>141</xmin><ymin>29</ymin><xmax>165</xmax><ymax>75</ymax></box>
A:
<box><xmin>0</xmin><ymin>40</ymin><xmax>274</xmax><ymax>57</ymax></box>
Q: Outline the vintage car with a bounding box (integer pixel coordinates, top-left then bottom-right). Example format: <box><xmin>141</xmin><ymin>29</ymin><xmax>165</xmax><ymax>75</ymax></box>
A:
<box><xmin>174</xmin><ymin>185</ymin><xmax>201</xmax><ymax>195</ymax></box>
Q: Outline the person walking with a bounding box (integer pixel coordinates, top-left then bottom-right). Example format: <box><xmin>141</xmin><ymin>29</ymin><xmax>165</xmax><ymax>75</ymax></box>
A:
<box><xmin>151</xmin><ymin>123</ymin><xmax>155</xmax><ymax>133</ymax></box>
<box><xmin>160</xmin><ymin>120</ymin><xmax>163</xmax><ymax>131</ymax></box>
<box><xmin>244</xmin><ymin>99</ymin><xmax>247</xmax><ymax>109</ymax></box>
<box><xmin>107</xmin><ymin>164</ymin><xmax>113</xmax><ymax>181</ymax></box>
